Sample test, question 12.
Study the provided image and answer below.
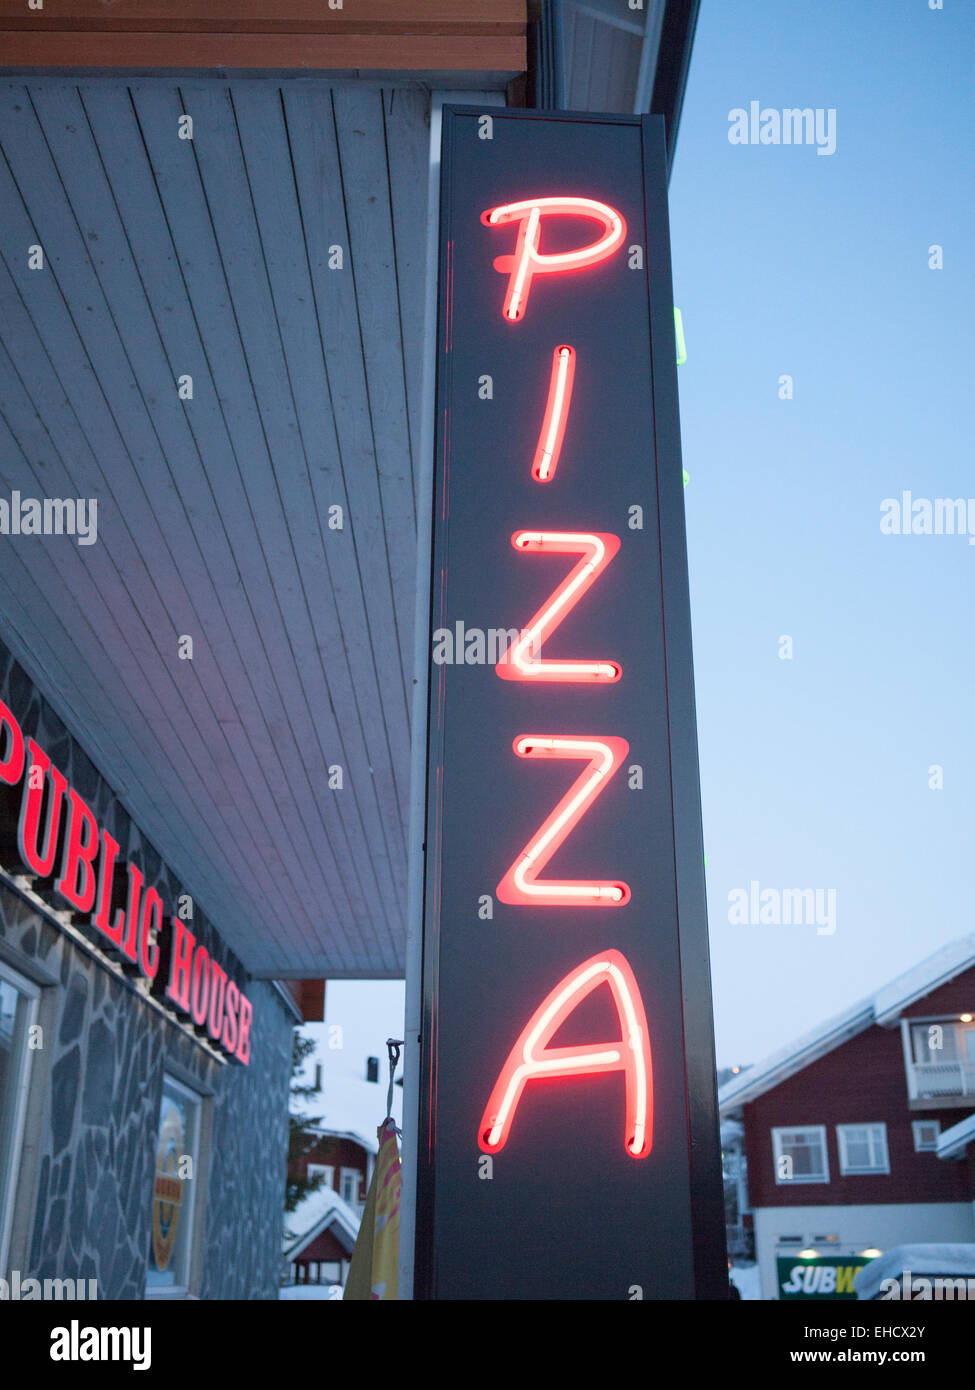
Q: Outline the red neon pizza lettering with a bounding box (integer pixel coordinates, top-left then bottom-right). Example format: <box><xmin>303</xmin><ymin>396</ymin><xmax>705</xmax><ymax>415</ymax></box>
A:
<box><xmin>532</xmin><ymin>345</ymin><xmax>576</xmax><ymax>482</ymax></box>
<box><xmin>496</xmin><ymin>531</ymin><xmax>621</xmax><ymax>684</ymax></box>
<box><xmin>496</xmin><ymin>735</ymin><xmax>630</xmax><ymax>906</ymax></box>
<box><xmin>480</xmin><ymin>196</ymin><xmax>627</xmax><ymax>322</ymax></box>
<box><xmin>478</xmin><ymin>949</ymin><xmax>652</xmax><ymax>1158</ymax></box>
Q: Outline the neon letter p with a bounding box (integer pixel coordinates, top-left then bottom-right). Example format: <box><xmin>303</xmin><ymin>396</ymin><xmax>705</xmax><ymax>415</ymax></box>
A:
<box><xmin>481</xmin><ymin>196</ymin><xmax>627</xmax><ymax>322</ymax></box>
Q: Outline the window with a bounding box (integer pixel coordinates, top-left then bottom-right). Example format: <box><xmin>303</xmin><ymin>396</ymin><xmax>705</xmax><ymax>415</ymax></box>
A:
<box><xmin>308</xmin><ymin>1163</ymin><xmax>334</xmax><ymax>1187</ymax></box>
<box><xmin>910</xmin><ymin>1021</ymin><xmax>959</xmax><ymax>1063</ymax></box>
<box><xmin>340</xmin><ymin>1167</ymin><xmax>361</xmax><ymax>1206</ymax></box>
<box><xmin>910</xmin><ymin>1019</ymin><xmax>975</xmax><ymax>1065</ymax></box>
<box><xmin>0</xmin><ymin>962</ymin><xmax>39</xmax><ymax>1274</ymax></box>
<box><xmin>366</xmin><ymin>1056</ymin><xmax>379</xmax><ymax>1083</ymax></box>
<box><xmin>146</xmin><ymin>1075</ymin><xmax>202</xmax><ymax>1295</ymax></box>
<box><xmin>836</xmin><ymin>1123</ymin><xmax>889</xmax><ymax>1176</ymax></box>
<box><xmin>912</xmin><ymin>1120</ymin><xmax>941</xmax><ymax>1153</ymax></box>
<box><xmin>772</xmin><ymin>1126</ymin><xmax>829</xmax><ymax>1184</ymax></box>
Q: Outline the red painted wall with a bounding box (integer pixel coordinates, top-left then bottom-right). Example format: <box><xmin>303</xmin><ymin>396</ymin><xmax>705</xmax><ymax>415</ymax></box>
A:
<box><xmin>296</xmin><ymin>1227</ymin><xmax>349</xmax><ymax>1263</ymax></box>
<box><xmin>902</xmin><ymin>973</ymin><xmax>975</xmax><ymax>1018</ymax></box>
<box><xmin>744</xmin><ymin>1018</ymin><xmax>972</xmax><ymax>1208</ymax></box>
<box><xmin>292</xmin><ymin>1136</ymin><xmax>369</xmax><ymax>1203</ymax></box>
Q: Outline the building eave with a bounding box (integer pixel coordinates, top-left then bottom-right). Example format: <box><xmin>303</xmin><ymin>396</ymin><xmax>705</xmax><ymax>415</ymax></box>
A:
<box><xmin>874</xmin><ymin>935</ymin><xmax>975</xmax><ymax>1027</ymax></box>
<box><xmin>718</xmin><ymin>1002</ymin><xmax>875</xmax><ymax>1114</ymax></box>
<box><xmin>937</xmin><ymin>1111</ymin><xmax>975</xmax><ymax>1161</ymax></box>
<box><xmin>719</xmin><ymin>934</ymin><xmax>975</xmax><ymax>1115</ymax></box>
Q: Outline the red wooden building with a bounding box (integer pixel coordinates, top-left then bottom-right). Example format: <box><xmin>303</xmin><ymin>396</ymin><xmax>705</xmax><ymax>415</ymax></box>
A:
<box><xmin>284</xmin><ymin>1129</ymin><xmax>375</xmax><ymax>1288</ymax></box>
<box><xmin>721</xmin><ymin>937</ymin><xmax>975</xmax><ymax>1299</ymax></box>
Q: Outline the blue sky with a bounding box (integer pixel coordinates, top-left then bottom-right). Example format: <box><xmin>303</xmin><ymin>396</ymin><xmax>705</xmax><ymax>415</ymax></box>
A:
<box><xmin>669</xmin><ymin>0</ymin><xmax>975</xmax><ymax>1064</ymax></box>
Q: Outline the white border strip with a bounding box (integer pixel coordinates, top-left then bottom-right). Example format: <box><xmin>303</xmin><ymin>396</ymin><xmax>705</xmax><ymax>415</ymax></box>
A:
<box><xmin>398</xmin><ymin>88</ymin><xmax>506</xmax><ymax>1302</ymax></box>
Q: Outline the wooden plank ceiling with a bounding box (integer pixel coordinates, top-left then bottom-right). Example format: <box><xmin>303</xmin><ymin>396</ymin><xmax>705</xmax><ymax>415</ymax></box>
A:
<box><xmin>0</xmin><ymin>76</ymin><xmax>434</xmax><ymax>978</ymax></box>
<box><xmin>0</xmin><ymin>1</ymin><xmax>527</xmax><ymax>72</ymax></box>
<box><xmin>563</xmin><ymin>0</ymin><xmax>665</xmax><ymax>113</ymax></box>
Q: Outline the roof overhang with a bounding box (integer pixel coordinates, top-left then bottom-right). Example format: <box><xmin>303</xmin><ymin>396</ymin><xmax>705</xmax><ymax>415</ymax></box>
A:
<box><xmin>0</xmin><ymin>1</ymin><xmax>527</xmax><ymax>78</ymax></box>
<box><xmin>937</xmin><ymin>1111</ymin><xmax>975</xmax><ymax>1161</ymax></box>
<box><xmin>874</xmin><ymin>935</ymin><xmax>975</xmax><ymax>1027</ymax></box>
<box><xmin>720</xmin><ymin>935</ymin><xmax>975</xmax><ymax>1115</ymax></box>
<box><xmin>556</xmin><ymin>0</ymin><xmax>699</xmax><ymax>170</ymax></box>
<box><xmin>0</xmin><ymin>11</ymin><xmax>702</xmax><ymax>982</ymax></box>
<box><xmin>719</xmin><ymin>1002</ymin><xmax>875</xmax><ymax>1113</ymax></box>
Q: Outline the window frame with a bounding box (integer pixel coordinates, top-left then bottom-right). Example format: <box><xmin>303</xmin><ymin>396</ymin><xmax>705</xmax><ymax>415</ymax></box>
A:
<box><xmin>771</xmin><ymin>1125</ymin><xmax>830</xmax><ymax>1186</ymax></box>
<box><xmin>836</xmin><ymin>1122</ymin><xmax>890</xmax><ymax>1176</ymax></box>
<box><xmin>145</xmin><ymin>1072</ymin><xmax>206</xmax><ymax>1299</ymax></box>
<box><xmin>0</xmin><ymin>959</ymin><xmax>40</xmax><ymax>1278</ymax></box>
<box><xmin>339</xmin><ymin>1165</ymin><xmax>361</xmax><ymax>1206</ymax></box>
<box><xmin>911</xmin><ymin>1119</ymin><xmax>941</xmax><ymax>1153</ymax></box>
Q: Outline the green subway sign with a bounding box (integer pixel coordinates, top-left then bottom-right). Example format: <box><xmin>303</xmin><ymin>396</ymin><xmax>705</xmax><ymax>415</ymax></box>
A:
<box><xmin>777</xmin><ymin>1255</ymin><xmax>872</xmax><ymax>1300</ymax></box>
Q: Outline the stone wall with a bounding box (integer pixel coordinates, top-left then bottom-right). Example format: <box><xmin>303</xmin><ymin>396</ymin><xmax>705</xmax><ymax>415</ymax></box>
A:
<box><xmin>0</xmin><ymin>638</ymin><xmax>294</xmax><ymax>1299</ymax></box>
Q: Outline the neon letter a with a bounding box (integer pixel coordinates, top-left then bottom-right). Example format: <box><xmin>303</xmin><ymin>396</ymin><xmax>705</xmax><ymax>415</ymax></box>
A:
<box><xmin>478</xmin><ymin>950</ymin><xmax>653</xmax><ymax>1158</ymax></box>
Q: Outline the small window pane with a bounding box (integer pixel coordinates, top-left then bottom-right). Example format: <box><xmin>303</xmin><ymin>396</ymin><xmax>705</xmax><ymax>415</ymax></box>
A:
<box><xmin>912</xmin><ymin>1022</ymin><xmax>958</xmax><ymax>1063</ymax></box>
<box><xmin>340</xmin><ymin>1168</ymin><xmax>360</xmax><ymax>1205</ymax></box>
<box><xmin>773</xmin><ymin>1127</ymin><xmax>828</xmax><ymax>1183</ymax></box>
<box><xmin>838</xmin><ymin>1123</ymin><xmax>888</xmax><ymax>1174</ymax></box>
<box><xmin>912</xmin><ymin>1121</ymin><xmax>940</xmax><ymax>1152</ymax></box>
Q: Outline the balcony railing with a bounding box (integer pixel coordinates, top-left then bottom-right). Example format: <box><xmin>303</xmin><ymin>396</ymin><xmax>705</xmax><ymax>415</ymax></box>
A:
<box><xmin>907</xmin><ymin>1059</ymin><xmax>975</xmax><ymax>1102</ymax></box>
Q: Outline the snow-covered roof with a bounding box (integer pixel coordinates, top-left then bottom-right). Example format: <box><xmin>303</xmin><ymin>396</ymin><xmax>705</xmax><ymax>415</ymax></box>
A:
<box><xmin>936</xmin><ymin>1110</ymin><xmax>975</xmax><ymax>1161</ymax></box>
<box><xmin>853</xmin><ymin>1245</ymin><xmax>975</xmax><ymax>1299</ymax></box>
<box><xmin>301</xmin><ymin>1125</ymin><xmax>380</xmax><ymax>1156</ymax></box>
<box><xmin>719</xmin><ymin>996</ymin><xmax>874</xmax><ymax>1112</ymax></box>
<box><xmin>719</xmin><ymin>935</ymin><xmax>975</xmax><ymax>1114</ymax></box>
<box><xmin>873</xmin><ymin>935</ymin><xmax>975</xmax><ymax>1026</ymax></box>
<box><xmin>283</xmin><ymin>1185</ymin><xmax>361</xmax><ymax>1261</ymax></box>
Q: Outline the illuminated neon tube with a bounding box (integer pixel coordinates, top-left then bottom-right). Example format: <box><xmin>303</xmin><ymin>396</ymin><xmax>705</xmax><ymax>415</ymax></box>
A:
<box><xmin>496</xmin><ymin>735</ymin><xmax>630</xmax><ymax>906</ymax></box>
<box><xmin>532</xmin><ymin>345</ymin><xmax>576</xmax><ymax>482</ymax></box>
<box><xmin>480</xmin><ymin>196</ymin><xmax>627</xmax><ymax>322</ymax></box>
<box><xmin>478</xmin><ymin>949</ymin><xmax>653</xmax><ymax>1158</ymax></box>
<box><xmin>496</xmin><ymin>531</ymin><xmax>621</xmax><ymax>683</ymax></box>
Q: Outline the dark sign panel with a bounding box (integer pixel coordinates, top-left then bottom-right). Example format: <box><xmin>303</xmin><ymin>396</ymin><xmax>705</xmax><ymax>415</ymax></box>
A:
<box><xmin>417</xmin><ymin>107</ymin><xmax>725</xmax><ymax>1300</ymax></box>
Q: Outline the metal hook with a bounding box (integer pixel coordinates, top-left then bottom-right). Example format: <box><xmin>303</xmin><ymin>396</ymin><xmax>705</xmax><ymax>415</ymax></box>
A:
<box><xmin>384</xmin><ymin>1037</ymin><xmax>404</xmax><ymax>1123</ymax></box>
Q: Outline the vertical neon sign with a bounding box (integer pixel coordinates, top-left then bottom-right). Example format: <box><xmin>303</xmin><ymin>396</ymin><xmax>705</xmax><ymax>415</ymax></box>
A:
<box><xmin>419</xmin><ymin>109</ymin><xmax>726</xmax><ymax>1302</ymax></box>
<box><xmin>482</xmin><ymin>190</ymin><xmax>650</xmax><ymax>1153</ymax></box>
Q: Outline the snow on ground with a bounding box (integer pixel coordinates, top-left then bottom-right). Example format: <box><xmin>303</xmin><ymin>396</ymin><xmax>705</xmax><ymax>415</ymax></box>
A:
<box><xmin>730</xmin><ymin>1263</ymin><xmax>763</xmax><ymax>1300</ymax></box>
<box><xmin>279</xmin><ymin>1283</ymin><xmax>343</xmax><ymax>1300</ymax></box>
